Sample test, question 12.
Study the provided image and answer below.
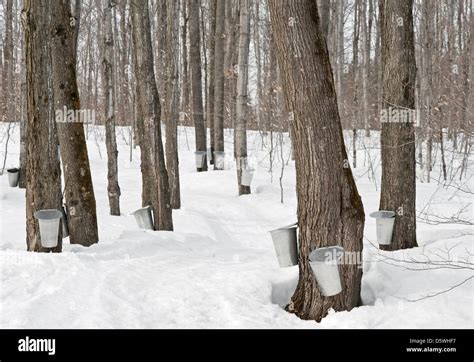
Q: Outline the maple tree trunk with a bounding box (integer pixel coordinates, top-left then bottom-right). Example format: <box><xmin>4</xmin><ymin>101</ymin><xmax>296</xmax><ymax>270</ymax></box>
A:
<box><xmin>379</xmin><ymin>0</ymin><xmax>417</xmax><ymax>251</ymax></box>
<box><xmin>23</xmin><ymin>0</ymin><xmax>63</xmax><ymax>252</ymax></box>
<box><xmin>131</xmin><ymin>0</ymin><xmax>173</xmax><ymax>231</ymax></box>
<box><xmin>102</xmin><ymin>0</ymin><xmax>121</xmax><ymax>216</ymax></box>
<box><xmin>269</xmin><ymin>0</ymin><xmax>365</xmax><ymax>322</ymax></box>
<box><xmin>49</xmin><ymin>0</ymin><xmax>99</xmax><ymax>246</ymax></box>
<box><xmin>189</xmin><ymin>0</ymin><xmax>208</xmax><ymax>172</ymax></box>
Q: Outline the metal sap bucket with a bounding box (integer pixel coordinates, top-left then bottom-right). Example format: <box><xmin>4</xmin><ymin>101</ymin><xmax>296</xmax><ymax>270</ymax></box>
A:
<box><xmin>131</xmin><ymin>206</ymin><xmax>154</xmax><ymax>230</ymax></box>
<box><xmin>60</xmin><ymin>206</ymin><xmax>69</xmax><ymax>238</ymax></box>
<box><xmin>7</xmin><ymin>168</ymin><xmax>20</xmax><ymax>187</ymax></box>
<box><xmin>269</xmin><ymin>223</ymin><xmax>298</xmax><ymax>267</ymax></box>
<box><xmin>370</xmin><ymin>210</ymin><xmax>396</xmax><ymax>245</ymax></box>
<box><xmin>34</xmin><ymin>209</ymin><xmax>62</xmax><ymax>248</ymax></box>
<box><xmin>214</xmin><ymin>151</ymin><xmax>225</xmax><ymax>170</ymax></box>
<box><xmin>309</xmin><ymin>246</ymin><xmax>344</xmax><ymax>297</ymax></box>
<box><xmin>194</xmin><ymin>151</ymin><xmax>207</xmax><ymax>168</ymax></box>
<box><xmin>241</xmin><ymin>169</ymin><xmax>254</xmax><ymax>186</ymax></box>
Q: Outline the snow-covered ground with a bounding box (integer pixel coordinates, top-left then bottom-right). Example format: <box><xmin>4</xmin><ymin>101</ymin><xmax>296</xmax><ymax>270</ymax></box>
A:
<box><xmin>1</xmin><ymin>123</ymin><xmax>473</xmax><ymax>328</ymax></box>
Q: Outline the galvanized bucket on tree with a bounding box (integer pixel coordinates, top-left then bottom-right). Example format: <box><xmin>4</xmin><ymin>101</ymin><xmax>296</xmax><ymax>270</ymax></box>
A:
<box><xmin>60</xmin><ymin>206</ymin><xmax>69</xmax><ymax>238</ymax></box>
<box><xmin>309</xmin><ymin>246</ymin><xmax>344</xmax><ymax>297</ymax></box>
<box><xmin>7</xmin><ymin>168</ymin><xmax>20</xmax><ymax>187</ymax></box>
<box><xmin>194</xmin><ymin>151</ymin><xmax>207</xmax><ymax>168</ymax></box>
<box><xmin>241</xmin><ymin>169</ymin><xmax>254</xmax><ymax>186</ymax></box>
<box><xmin>214</xmin><ymin>151</ymin><xmax>225</xmax><ymax>170</ymax></box>
<box><xmin>269</xmin><ymin>223</ymin><xmax>298</xmax><ymax>267</ymax></box>
<box><xmin>131</xmin><ymin>206</ymin><xmax>154</xmax><ymax>230</ymax></box>
<box><xmin>34</xmin><ymin>209</ymin><xmax>62</xmax><ymax>248</ymax></box>
<box><xmin>370</xmin><ymin>210</ymin><xmax>396</xmax><ymax>245</ymax></box>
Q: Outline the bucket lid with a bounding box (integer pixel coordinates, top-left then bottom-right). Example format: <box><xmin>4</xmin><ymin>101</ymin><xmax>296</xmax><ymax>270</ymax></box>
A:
<box><xmin>369</xmin><ymin>210</ymin><xmax>396</xmax><ymax>219</ymax></box>
<box><xmin>309</xmin><ymin>246</ymin><xmax>344</xmax><ymax>263</ymax></box>
<box><xmin>7</xmin><ymin>168</ymin><xmax>19</xmax><ymax>173</ymax></box>
<box><xmin>194</xmin><ymin>150</ymin><xmax>206</xmax><ymax>154</ymax></box>
<box><xmin>34</xmin><ymin>209</ymin><xmax>62</xmax><ymax>220</ymax></box>
<box><xmin>131</xmin><ymin>205</ymin><xmax>151</xmax><ymax>215</ymax></box>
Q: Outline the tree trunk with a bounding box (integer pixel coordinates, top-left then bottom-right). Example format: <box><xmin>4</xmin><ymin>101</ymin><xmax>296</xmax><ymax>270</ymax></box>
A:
<box><xmin>379</xmin><ymin>0</ymin><xmax>417</xmax><ymax>251</ymax></box>
<box><xmin>235</xmin><ymin>0</ymin><xmax>250</xmax><ymax>195</ymax></box>
<box><xmin>213</xmin><ymin>0</ymin><xmax>226</xmax><ymax>166</ymax></box>
<box><xmin>131</xmin><ymin>0</ymin><xmax>173</xmax><ymax>231</ymax></box>
<box><xmin>189</xmin><ymin>0</ymin><xmax>208</xmax><ymax>172</ymax></box>
<box><xmin>49</xmin><ymin>0</ymin><xmax>99</xmax><ymax>246</ymax></box>
<box><xmin>23</xmin><ymin>0</ymin><xmax>63</xmax><ymax>252</ymax></box>
<box><xmin>440</xmin><ymin>129</ymin><xmax>447</xmax><ymax>181</ymax></box>
<box><xmin>335</xmin><ymin>0</ymin><xmax>344</xmax><ymax>101</ymax></box>
<box><xmin>253</xmin><ymin>0</ymin><xmax>263</xmax><ymax>132</ymax></box>
<box><xmin>19</xmin><ymin>33</ymin><xmax>27</xmax><ymax>189</ymax></box>
<box><xmin>207</xmin><ymin>0</ymin><xmax>217</xmax><ymax>164</ymax></box>
<box><xmin>223</xmin><ymin>0</ymin><xmax>236</xmax><ymax>130</ymax></box>
<box><xmin>229</xmin><ymin>4</ymin><xmax>240</xmax><ymax>131</ymax></box>
<box><xmin>268</xmin><ymin>0</ymin><xmax>365</xmax><ymax>322</ymax></box>
<box><xmin>352</xmin><ymin>0</ymin><xmax>360</xmax><ymax>167</ymax></box>
<box><xmin>180</xmin><ymin>0</ymin><xmax>190</xmax><ymax>124</ymax></box>
<box><xmin>361</xmin><ymin>0</ymin><xmax>370</xmax><ymax>137</ymax></box>
<box><xmin>317</xmin><ymin>0</ymin><xmax>330</xmax><ymax>39</ymax></box>
<box><xmin>165</xmin><ymin>0</ymin><xmax>182</xmax><ymax>208</ymax></box>
<box><xmin>71</xmin><ymin>0</ymin><xmax>81</xmax><ymax>59</ymax></box>
<box><xmin>465</xmin><ymin>0</ymin><xmax>473</xmax><ymax>138</ymax></box>
<box><xmin>102</xmin><ymin>0</ymin><xmax>121</xmax><ymax>216</ymax></box>
<box><xmin>422</xmin><ymin>0</ymin><xmax>433</xmax><ymax>183</ymax></box>
<box><xmin>1</xmin><ymin>0</ymin><xmax>14</xmax><ymax>123</ymax></box>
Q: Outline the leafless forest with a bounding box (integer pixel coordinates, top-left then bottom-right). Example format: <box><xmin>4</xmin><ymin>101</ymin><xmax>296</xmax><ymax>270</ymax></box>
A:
<box><xmin>0</xmin><ymin>0</ymin><xmax>472</xmax><ymax>325</ymax></box>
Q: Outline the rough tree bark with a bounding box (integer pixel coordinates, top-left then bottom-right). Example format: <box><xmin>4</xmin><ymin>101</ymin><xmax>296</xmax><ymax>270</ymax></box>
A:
<box><xmin>235</xmin><ymin>0</ymin><xmax>250</xmax><ymax>195</ymax></box>
<box><xmin>317</xmin><ymin>0</ymin><xmax>330</xmax><ymax>39</ymax></box>
<box><xmin>130</xmin><ymin>0</ymin><xmax>173</xmax><ymax>231</ymax></box>
<box><xmin>165</xmin><ymin>0</ymin><xmax>181</xmax><ymax>208</ymax></box>
<box><xmin>189</xmin><ymin>0</ymin><xmax>208</xmax><ymax>172</ymax></box>
<box><xmin>23</xmin><ymin>0</ymin><xmax>63</xmax><ymax>252</ymax></box>
<box><xmin>379</xmin><ymin>0</ymin><xmax>417</xmax><ymax>251</ymax></box>
<box><xmin>213</xmin><ymin>0</ymin><xmax>226</xmax><ymax>168</ymax></box>
<box><xmin>49</xmin><ymin>0</ymin><xmax>99</xmax><ymax>246</ymax></box>
<box><xmin>102</xmin><ymin>0</ymin><xmax>121</xmax><ymax>215</ymax></box>
<box><xmin>268</xmin><ymin>0</ymin><xmax>365</xmax><ymax>322</ymax></box>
